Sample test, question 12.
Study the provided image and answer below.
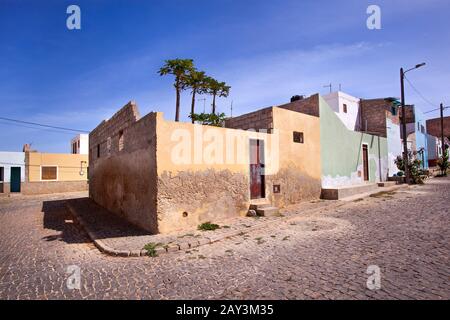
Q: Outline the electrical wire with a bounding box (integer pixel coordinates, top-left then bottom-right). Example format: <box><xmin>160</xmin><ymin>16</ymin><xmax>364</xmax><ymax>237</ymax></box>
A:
<box><xmin>403</xmin><ymin>76</ymin><xmax>439</xmax><ymax>109</ymax></box>
<box><xmin>0</xmin><ymin>117</ymin><xmax>90</xmax><ymax>133</ymax></box>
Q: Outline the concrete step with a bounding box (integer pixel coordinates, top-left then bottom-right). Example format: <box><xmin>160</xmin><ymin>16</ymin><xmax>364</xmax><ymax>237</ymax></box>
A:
<box><xmin>321</xmin><ymin>183</ymin><xmax>379</xmax><ymax>200</ymax></box>
<box><xmin>377</xmin><ymin>181</ymin><xmax>397</xmax><ymax>187</ymax></box>
<box><xmin>249</xmin><ymin>203</ymin><xmax>272</xmax><ymax>210</ymax></box>
<box><xmin>256</xmin><ymin>206</ymin><xmax>280</xmax><ymax>217</ymax></box>
<box><xmin>388</xmin><ymin>176</ymin><xmax>406</xmax><ymax>184</ymax></box>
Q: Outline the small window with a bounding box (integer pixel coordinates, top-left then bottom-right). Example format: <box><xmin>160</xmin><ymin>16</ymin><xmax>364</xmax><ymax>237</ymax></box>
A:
<box><xmin>41</xmin><ymin>166</ymin><xmax>57</xmax><ymax>181</ymax></box>
<box><xmin>97</xmin><ymin>144</ymin><xmax>100</xmax><ymax>158</ymax></box>
<box><xmin>118</xmin><ymin>130</ymin><xmax>124</xmax><ymax>151</ymax></box>
<box><xmin>391</xmin><ymin>106</ymin><xmax>397</xmax><ymax>116</ymax></box>
<box><xmin>107</xmin><ymin>137</ymin><xmax>111</xmax><ymax>156</ymax></box>
<box><xmin>0</xmin><ymin>167</ymin><xmax>4</xmax><ymax>182</ymax></box>
<box><xmin>293</xmin><ymin>131</ymin><xmax>304</xmax><ymax>143</ymax></box>
<box><xmin>343</xmin><ymin>104</ymin><xmax>348</xmax><ymax>113</ymax></box>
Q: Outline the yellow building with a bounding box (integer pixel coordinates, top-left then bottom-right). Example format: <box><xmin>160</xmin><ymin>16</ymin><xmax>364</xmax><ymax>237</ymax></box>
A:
<box><xmin>23</xmin><ymin>152</ymin><xmax>88</xmax><ymax>195</ymax></box>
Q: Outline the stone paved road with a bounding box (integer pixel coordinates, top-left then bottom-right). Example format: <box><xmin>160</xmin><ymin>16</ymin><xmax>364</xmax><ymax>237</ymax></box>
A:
<box><xmin>0</xmin><ymin>179</ymin><xmax>449</xmax><ymax>300</ymax></box>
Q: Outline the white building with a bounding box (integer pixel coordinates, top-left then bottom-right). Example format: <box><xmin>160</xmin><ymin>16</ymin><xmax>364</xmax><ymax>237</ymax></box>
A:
<box><xmin>70</xmin><ymin>134</ymin><xmax>89</xmax><ymax>155</ymax></box>
<box><xmin>0</xmin><ymin>152</ymin><xmax>25</xmax><ymax>193</ymax></box>
<box><xmin>323</xmin><ymin>91</ymin><xmax>361</xmax><ymax>131</ymax></box>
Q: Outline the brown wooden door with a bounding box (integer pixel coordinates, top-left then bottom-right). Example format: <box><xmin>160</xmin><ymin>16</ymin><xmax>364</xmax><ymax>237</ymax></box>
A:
<box><xmin>250</xmin><ymin>139</ymin><xmax>265</xmax><ymax>199</ymax></box>
<box><xmin>362</xmin><ymin>145</ymin><xmax>369</xmax><ymax>181</ymax></box>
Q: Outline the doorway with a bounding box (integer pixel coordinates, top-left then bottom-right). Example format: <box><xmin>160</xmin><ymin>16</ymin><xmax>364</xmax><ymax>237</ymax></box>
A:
<box><xmin>250</xmin><ymin>139</ymin><xmax>265</xmax><ymax>199</ymax></box>
<box><xmin>10</xmin><ymin>167</ymin><xmax>21</xmax><ymax>193</ymax></box>
<box><xmin>362</xmin><ymin>144</ymin><xmax>369</xmax><ymax>181</ymax></box>
<box><xmin>0</xmin><ymin>167</ymin><xmax>4</xmax><ymax>193</ymax></box>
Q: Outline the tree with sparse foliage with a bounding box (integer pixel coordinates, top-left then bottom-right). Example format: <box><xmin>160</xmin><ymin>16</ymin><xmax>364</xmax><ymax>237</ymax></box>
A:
<box><xmin>437</xmin><ymin>149</ymin><xmax>449</xmax><ymax>176</ymax></box>
<box><xmin>185</xmin><ymin>70</ymin><xmax>208</xmax><ymax>123</ymax></box>
<box><xmin>205</xmin><ymin>77</ymin><xmax>231</xmax><ymax>114</ymax></box>
<box><xmin>158</xmin><ymin>59</ymin><xmax>194</xmax><ymax>121</ymax></box>
<box><xmin>189</xmin><ymin>112</ymin><xmax>226</xmax><ymax>127</ymax></box>
<box><xmin>394</xmin><ymin>151</ymin><xmax>424</xmax><ymax>184</ymax></box>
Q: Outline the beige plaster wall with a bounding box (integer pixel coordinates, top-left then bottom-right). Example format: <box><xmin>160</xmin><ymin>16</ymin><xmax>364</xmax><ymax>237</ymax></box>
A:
<box><xmin>27</xmin><ymin>152</ymin><xmax>88</xmax><ymax>182</ymax></box>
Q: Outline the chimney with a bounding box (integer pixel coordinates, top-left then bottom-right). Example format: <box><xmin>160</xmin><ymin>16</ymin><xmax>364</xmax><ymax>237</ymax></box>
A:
<box><xmin>22</xmin><ymin>144</ymin><xmax>31</xmax><ymax>152</ymax></box>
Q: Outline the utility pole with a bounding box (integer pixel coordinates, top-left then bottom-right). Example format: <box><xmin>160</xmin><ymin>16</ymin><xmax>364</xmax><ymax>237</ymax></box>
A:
<box><xmin>400</xmin><ymin>68</ymin><xmax>410</xmax><ymax>184</ymax></box>
<box><xmin>441</xmin><ymin>103</ymin><xmax>445</xmax><ymax>153</ymax></box>
<box><xmin>399</xmin><ymin>63</ymin><xmax>426</xmax><ymax>184</ymax></box>
<box><xmin>323</xmin><ymin>83</ymin><xmax>332</xmax><ymax>93</ymax></box>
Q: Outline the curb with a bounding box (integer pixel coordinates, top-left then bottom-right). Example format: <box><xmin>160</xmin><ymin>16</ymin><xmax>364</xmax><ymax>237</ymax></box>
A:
<box><xmin>66</xmin><ymin>184</ymin><xmax>409</xmax><ymax>258</ymax></box>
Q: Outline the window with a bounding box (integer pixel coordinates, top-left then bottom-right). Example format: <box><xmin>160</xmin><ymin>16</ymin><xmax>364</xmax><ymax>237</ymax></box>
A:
<box><xmin>0</xmin><ymin>167</ymin><xmax>4</xmax><ymax>182</ymax></box>
<box><xmin>118</xmin><ymin>130</ymin><xmax>124</xmax><ymax>151</ymax></box>
<box><xmin>97</xmin><ymin>144</ymin><xmax>100</xmax><ymax>158</ymax></box>
<box><xmin>343</xmin><ymin>104</ymin><xmax>348</xmax><ymax>113</ymax></box>
<box><xmin>41</xmin><ymin>166</ymin><xmax>57</xmax><ymax>181</ymax></box>
<box><xmin>421</xmin><ymin>125</ymin><xmax>425</xmax><ymax>134</ymax></box>
<box><xmin>107</xmin><ymin>137</ymin><xmax>111</xmax><ymax>156</ymax></box>
<box><xmin>72</xmin><ymin>142</ymin><xmax>77</xmax><ymax>154</ymax></box>
<box><xmin>293</xmin><ymin>131</ymin><xmax>304</xmax><ymax>143</ymax></box>
<box><xmin>391</xmin><ymin>106</ymin><xmax>397</xmax><ymax>116</ymax></box>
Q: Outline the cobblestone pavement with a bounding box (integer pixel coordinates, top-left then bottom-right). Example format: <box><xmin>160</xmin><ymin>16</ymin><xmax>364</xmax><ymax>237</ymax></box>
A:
<box><xmin>0</xmin><ymin>179</ymin><xmax>449</xmax><ymax>300</ymax></box>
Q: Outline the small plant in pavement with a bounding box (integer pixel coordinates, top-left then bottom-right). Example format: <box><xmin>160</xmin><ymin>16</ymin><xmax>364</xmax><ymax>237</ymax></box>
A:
<box><xmin>198</xmin><ymin>222</ymin><xmax>220</xmax><ymax>231</ymax></box>
<box><xmin>143</xmin><ymin>242</ymin><xmax>162</xmax><ymax>257</ymax></box>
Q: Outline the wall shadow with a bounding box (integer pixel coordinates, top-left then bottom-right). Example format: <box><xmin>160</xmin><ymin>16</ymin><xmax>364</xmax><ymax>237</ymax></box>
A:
<box><xmin>64</xmin><ymin>198</ymin><xmax>151</xmax><ymax>240</ymax></box>
<box><xmin>41</xmin><ymin>199</ymin><xmax>91</xmax><ymax>244</ymax></box>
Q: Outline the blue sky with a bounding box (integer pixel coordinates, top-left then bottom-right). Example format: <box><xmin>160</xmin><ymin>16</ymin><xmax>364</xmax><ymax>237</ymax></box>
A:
<box><xmin>1</xmin><ymin>0</ymin><xmax>449</xmax><ymax>152</ymax></box>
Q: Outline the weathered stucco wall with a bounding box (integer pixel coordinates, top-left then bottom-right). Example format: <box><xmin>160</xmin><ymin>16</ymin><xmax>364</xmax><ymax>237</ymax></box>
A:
<box><xmin>89</xmin><ymin>102</ymin><xmax>158</xmax><ymax>233</ymax></box>
<box><xmin>0</xmin><ymin>152</ymin><xmax>25</xmax><ymax>183</ymax></box>
<box><xmin>319</xmin><ymin>97</ymin><xmax>388</xmax><ymax>187</ymax></box>
<box><xmin>155</xmin><ymin>113</ymin><xmax>275</xmax><ymax>233</ymax></box>
<box><xmin>266</xmin><ymin>107</ymin><xmax>322</xmax><ymax>207</ymax></box>
<box><xmin>22</xmin><ymin>181</ymin><xmax>88</xmax><ymax>195</ymax></box>
<box><xmin>386</xmin><ymin>117</ymin><xmax>402</xmax><ymax>176</ymax></box>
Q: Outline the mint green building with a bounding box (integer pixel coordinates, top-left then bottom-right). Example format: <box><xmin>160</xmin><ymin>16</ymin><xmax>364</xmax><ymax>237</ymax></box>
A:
<box><xmin>318</xmin><ymin>97</ymin><xmax>389</xmax><ymax>188</ymax></box>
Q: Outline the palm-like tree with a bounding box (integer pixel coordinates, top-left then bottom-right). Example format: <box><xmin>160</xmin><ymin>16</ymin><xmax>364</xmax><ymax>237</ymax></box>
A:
<box><xmin>205</xmin><ymin>77</ymin><xmax>231</xmax><ymax>114</ymax></box>
<box><xmin>158</xmin><ymin>59</ymin><xmax>194</xmax><ymax>121</ymax></box>
<box><xmin>185</xmin><ymin>70</ymin><xmax>207</xmax><ymax>123</ymax></box>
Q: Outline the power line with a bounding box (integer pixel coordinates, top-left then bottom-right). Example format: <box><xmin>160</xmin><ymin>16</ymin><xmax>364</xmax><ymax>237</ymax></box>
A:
<box><xmin>423</xmin><ymin>106</ymin><xmax>450</xmax><ymax>115</ymax></box>
<box><xmin>403</xmin><ymin>76</ymin><xmax>439</xmax><ymax>109</ymax></box>
<box><xmin>0</xmin><ymin>120</ymin><xmax>80</xmax><ymax>135</ymax></box>
<box><xmin>0</xmin><ymin>117</ymin><xmax>90</xmax><ymax>134</ymax></box>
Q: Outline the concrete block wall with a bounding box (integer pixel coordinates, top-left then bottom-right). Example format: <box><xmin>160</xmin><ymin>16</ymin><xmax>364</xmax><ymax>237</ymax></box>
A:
<box><xmin>89</xmin><ymin>101</ymin><xmax>158</xmax><ymax>233</ymax></box>
<box><xmin>277</xmin><ymin>94</ymin><xmax>320</xmax><ymax>118</ymax></box>
<box><xmin>359</xmin><ymin>98</ymin><xmax>400</xmax><ymax>137</ymax></box>
<box><xmin>89</xmin><ymin>101</ymin><xmax>141</xmax><ymax>163</ymax></box>
<box><xmin>225</xmin><ymin>107</ymin><xmax>273</xmax><ymax>131</ymax></box>
<box><xmin>426</xmin><ymin>116</ymin><xmax>450</xmax><ymax>139</ymax></box>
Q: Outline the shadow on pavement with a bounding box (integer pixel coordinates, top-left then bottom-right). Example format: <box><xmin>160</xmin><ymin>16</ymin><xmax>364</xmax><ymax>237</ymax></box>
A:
<box><xmin>41</xmin><ymin>199</ymin><xmax>91</xmax><ymax>244</ymax></box>
<box><xmin>64</xmin><ymin>197</ymin><xmax>151</xmax><ymax>240</ymax></box>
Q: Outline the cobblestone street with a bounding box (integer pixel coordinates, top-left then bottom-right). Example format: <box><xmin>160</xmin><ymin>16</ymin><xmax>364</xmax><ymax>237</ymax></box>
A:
<box><xmin>0</xmin><ymin>178</ymin><xmax>449</xmax><ymax>300</ymax></box>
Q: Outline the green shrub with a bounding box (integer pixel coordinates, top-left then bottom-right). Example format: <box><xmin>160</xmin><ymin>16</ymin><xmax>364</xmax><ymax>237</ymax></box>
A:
<box><xmin>394</xmin><ymin>152</ymin><xmax>424</xmax><ymax>184</ymax></box>
<box><xmin>198</xmin><ymin>222</ymin><xmax>220</xmax><ymax>231</ymax></box>
<box><xmin>143</xmin><ymin>242</ymin><xmax>162</xmax><ymax>257</ymax></box>
<box><xmin>189</xmin><ymin>112</ymin><xmax>226</xmax><ymax>127</ymax></box>
<box><xmin>437</xmin><ymin>150</ymin><xmax>449</xmax><ymax>176</ymax></box>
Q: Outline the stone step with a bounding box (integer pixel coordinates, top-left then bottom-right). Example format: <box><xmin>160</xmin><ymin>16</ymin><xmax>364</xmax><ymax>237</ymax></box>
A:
<box><xmin>321</xmin><ymin>183</ymin><xmax>379</xmax><ymax>200</ymax></box>
<box><xmin>388</xmin><ymin>176</ymin><xmax>406</xmax><ymax>184</ymax></box>
<box><xmin>256</xmin><ymin>206</ymin><xmax>280</xmax><ymax>217</ymax></box>
<box><xmin>377</xmin><ymin>181</ymin><xmax>397</xmax><ymax>187</ymax></box>
<box><xmin>249</xmin><ymin>203</ymin><xmax>272</xmax><ymax>210</ymax></box>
